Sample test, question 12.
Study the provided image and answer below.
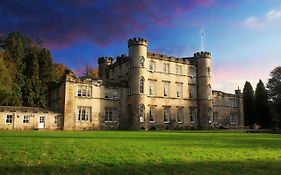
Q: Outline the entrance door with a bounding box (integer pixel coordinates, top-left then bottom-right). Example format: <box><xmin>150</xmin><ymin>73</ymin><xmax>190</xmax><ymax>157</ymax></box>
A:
<box><xmin>38</xmin><ymin>116</ymin><xmax>45</xmax><ymax>129</ymax></box>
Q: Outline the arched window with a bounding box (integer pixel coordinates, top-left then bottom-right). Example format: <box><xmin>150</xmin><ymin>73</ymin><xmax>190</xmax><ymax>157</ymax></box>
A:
<box><xmin>139</xmin><ymin>104</ymin><xmax>145</xmax><ymax>123</ymax></box>
<box><xmin>139</xmin><ymin>77</ymin><xmax>144</xmax><ymax>94</ymax></box>
<box><xmin>139</xmin><ymin>56</ymin><xmax>145</xmax><ymax>67</ymax></box>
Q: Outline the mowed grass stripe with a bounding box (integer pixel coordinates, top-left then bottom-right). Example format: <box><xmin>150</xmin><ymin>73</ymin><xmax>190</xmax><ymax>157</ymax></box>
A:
<box><xmin>0</xmin><ymin>131</ymin><xmax>280</xmax><ymax>175</ymax></box>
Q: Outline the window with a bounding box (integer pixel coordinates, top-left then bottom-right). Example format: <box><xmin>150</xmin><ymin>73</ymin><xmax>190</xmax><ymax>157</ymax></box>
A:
<box><xmin>139</xmin><ymin>56</ymin><xmax>145</xmax><ymax>67</ymax></box>
<box><xmin>230</xmin><ymin>113</ymin><xmax>237</xmax><ymax>125</ymax></box>
<box><xmin>105</xmin><ymin>108</ymin><xmax>118</xmax><ymax>122</ymax></box>
<box><xmin>149</xmin><ymin>61</ymin><xmax>156</xmax><ymax>72</ymax></box>
<box><xmin>230</xmin><ymin>98</ymin><xmax>238</xmax><ymax>107</ymax></box>
<box><xmin>163</xmin><ymin>82</ymin><xmax>169</xmax><ymax>97</ymax></box>
<box><xmin>163</xmin><ymin>63</ymin><xmax>169</xmax><ymax>73</ymax></box>
<box><xmin>189</xmin><ymin>85</ymin><xmax>196</xmax><ymax>99</ymax></box>
<box><xmin>190</xmin><ymin>107</ymin><xmax>197</xmax><ymax>124</ymax></box>
<box><xmin>139</xmin><ymin>77</ymin><xmax>144</xmax><ymax>94</ymax></box>
<box><xmin>188</xmin><ymin>67</ymin><xmax>196</xmax><ymax>77</ymax></box>
<box><xmin>208</xmin><ymin>84</ymin><xmax>212</xmax><ymax>99</ymax></box>
<box><xmin>23</xmin><ymin>115</ymin><xmax>30</xmax><ymax>124</ymax></box>
<box><xmin>128</xmin><ymin>58</ymin><xmax>131</xmax><ymax>68</ymax></box>
<box><xmin>6</xmin><ymin>115</ymin><xmax>13</xmax><ymax>124</ymax></box>
<box><xmin>213</xmin><ymin>112</ymin><xmax>218</xmax><ymax>124</ymax></box>
<box><xmin>176</xmin><ymin>83</ymin><xmax>183</xmax><ymax>98</ymax></box>
<box><xmin>139</xmin><ymin>104</ymin><xmax>145</xmax><ymax>123</ymax></box>
<box><xmin>208</xmin><ymin>107</ymin><xmax>212</xmax><ymax>124</ymax></box>
<box><xmin>54</xmin><ymin>115</ymin><xmax>61</xmax><ymax>125</ymax></box>
<box><xmin>177</xmin><ymin>108</ymin><xmax>184</xmax><ymax>123</ymax></box>
<box><xmin>77</xmin><ymin>106</ymin><xmax>91</xmax><ymax>122</ymax></box>
<box><xmin>149</xmin><ymin>80</ymin><xmax>155</xmax><ymax>96</ymax></box>
<box><xmin>149</xmin><ymin>106</ymin><xmax>156</xmax><ymax>123</ymax></box>
<box><xmin>77</xmin><ymin>86</ymin><xmax>92</xmax><ymax>98</ymax></box>
<box><xmin>105</xmin><ymin>88</ymin><xmax>118</xmax><ymax>99</ymax></box>
<box><xmin>163</xmin><ymin>107</ymin><xmax>170</xmax><ymax>123</ymax></box>
<box><xmin>176</xmin><ymin>65</ymin><xmax>182</xmax><ymax>75</ymax></box>
<box><xmin>207</xmin><ymin>67</ymin><xmax>211</xmax><ymax>76</ymax></box>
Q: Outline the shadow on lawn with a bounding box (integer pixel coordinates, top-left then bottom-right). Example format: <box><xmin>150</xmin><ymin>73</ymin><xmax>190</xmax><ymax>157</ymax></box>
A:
<box><xmin>0</xmin><ymin>160</ymin><xmax>280</xmax><ymax>175</ymax></box>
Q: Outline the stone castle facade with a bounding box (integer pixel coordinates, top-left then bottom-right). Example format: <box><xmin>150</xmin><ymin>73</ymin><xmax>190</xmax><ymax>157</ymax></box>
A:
<box><xmin>0</xmin><ymin>38</ymin><xmax>244</xmax><ymax>130</ymax></box>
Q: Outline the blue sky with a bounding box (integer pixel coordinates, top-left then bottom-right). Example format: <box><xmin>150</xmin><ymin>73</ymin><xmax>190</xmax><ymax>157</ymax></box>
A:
<box><xmin>1</xmin><ymin>0</ymin><xmax>281</xmax><ymax>93</ymax></box>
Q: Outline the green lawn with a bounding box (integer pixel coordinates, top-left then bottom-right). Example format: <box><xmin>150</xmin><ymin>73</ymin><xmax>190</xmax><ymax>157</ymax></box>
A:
<box><xmin>0</xmin><ymin>131</ymin><xmax>280</xmax><ymax>175</ymax></box>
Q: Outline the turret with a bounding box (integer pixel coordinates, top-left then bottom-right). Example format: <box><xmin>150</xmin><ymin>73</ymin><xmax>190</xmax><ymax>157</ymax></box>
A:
<box><xmin>194</xmin><ymin>51</ymin><xmax>212</xmax><ymax>129</ymax></box>
<box><xmin>127</xmin><ymin>38</ymin><xmax>148</xmax><ymax>129</ymax></box>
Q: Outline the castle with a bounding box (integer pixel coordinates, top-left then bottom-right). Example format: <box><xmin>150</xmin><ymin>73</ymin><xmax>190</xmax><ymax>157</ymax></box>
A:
<box><xmin>0</xmin><ymin>38</ymin><xmax>244</xmax><ymax>130</ymax></box>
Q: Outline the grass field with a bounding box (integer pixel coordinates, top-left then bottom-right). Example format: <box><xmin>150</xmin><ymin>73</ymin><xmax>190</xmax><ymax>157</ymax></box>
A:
<box><xmin>0</xmin><ymin>131</ymin><xmax>280</xmax><ymax>175</ymax></box>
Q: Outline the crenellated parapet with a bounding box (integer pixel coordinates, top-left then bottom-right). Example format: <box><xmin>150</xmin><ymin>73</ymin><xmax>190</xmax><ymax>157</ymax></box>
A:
<box><xmin>128</xmin><ymin>37</ymin><xmax>148</xmax><ymax>47</ymax></box>
<box><xmin>98</xmin><ymin>57</ymin><xmax>114</xmax><ymax>65</ymax></box>
<box><xmin>193</xmin><ymin>51</ymin><xmax>211</xmax><ymax>58</ymax></box>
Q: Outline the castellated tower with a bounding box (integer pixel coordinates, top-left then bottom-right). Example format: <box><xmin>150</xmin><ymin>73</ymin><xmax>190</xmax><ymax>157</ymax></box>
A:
<box><xmin>194</xmin><ymin>51</ymin><xmax>212</xmax><ymax>129</ymax></box>
<box><xmin>98</xmin><ymin>57</ymin><xmax>113</xmax><ymax>80</ymax></box>
<box><xmin>127</xmin><ymin>38</ymin><xmax>148</xmax><ymax>129</ymax></box>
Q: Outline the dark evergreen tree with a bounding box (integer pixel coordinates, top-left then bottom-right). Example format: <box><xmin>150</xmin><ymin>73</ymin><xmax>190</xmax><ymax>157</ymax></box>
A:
<box><xmin>243</xmin><ymin>81</ymin><xmax>255</xmax><ymax>127</ymax></box>
<box><xmin>255</xmin><ymin>80</ymin><xmax>271</xmax><ymax>128</ymax></box>
<box><xmin>0</xmin><ymin>55</ymin><xmax>13</xmax><ymax>105</ymax></box>
<box><xmin>267</xmin><ymin>66</ymin><xmax>281</xmax><ymax>128</ymax></box>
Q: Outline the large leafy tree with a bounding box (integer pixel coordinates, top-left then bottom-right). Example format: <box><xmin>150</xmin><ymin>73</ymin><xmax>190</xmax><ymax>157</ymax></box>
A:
<box><xmin>267</xmin><ymin>66</ymin><xmax>281</xmax><ymax>127</ymax></box>
<box><xmin>243</xmin><ymin>81</ymin><xmax>255</xmax><ymax>127</ymax></box>
<box><xmin>0</xmin><ymin>54</ymin><xmax>13</xmax><ymax>105</ymax></box>
<box><xmin>255</xmin><ymin>80</ymin><xmax>271</xmax><ymax>128</ymax></box>
<box><xmin>0</xmin><ymin>32</ymin><xmax>66</xmax><ymax>107</ymax></box>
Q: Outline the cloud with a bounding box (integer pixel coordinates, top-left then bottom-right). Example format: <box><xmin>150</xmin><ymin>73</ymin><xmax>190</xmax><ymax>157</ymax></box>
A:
<box><xmin>266</xmin><ymin>9</ymin><xmax>281</xmax><ymax>21</ymax></box>
<box><xmin>243</xmin><ymin>17</ymin><xmax>261</xmax><ymax>29</ymax></box>
<box><xmin>0</xmin><ymin>0</ymin><xmax>214</xmax><ymax>49</ymax></box>
<box><xmin>243</xmin><ymin>7</ymin><xmax>281</xmax><ymax>29</ymax></box>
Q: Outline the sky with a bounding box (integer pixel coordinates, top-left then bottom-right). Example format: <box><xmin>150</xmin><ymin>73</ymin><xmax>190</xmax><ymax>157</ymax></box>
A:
<box><xmin>1</xmin><ymin>0</ymin><xmax>281</xmax><ymax>93</ymax></box>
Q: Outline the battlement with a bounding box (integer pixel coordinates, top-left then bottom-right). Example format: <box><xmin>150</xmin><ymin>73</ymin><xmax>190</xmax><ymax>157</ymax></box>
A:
<box><xmin>128</xmin><ymin>37</ymin><xmax>148</xmax><ymax>47</ymax></box>
<box><xmin>98</xmin><ymin>57</ymin><xmax>113</xmax><ymax>65</ymax></box>
<box><xmin>193</xmin><ymin>51</ymin><xmax>211</xmax><ymax>58</ymax></box>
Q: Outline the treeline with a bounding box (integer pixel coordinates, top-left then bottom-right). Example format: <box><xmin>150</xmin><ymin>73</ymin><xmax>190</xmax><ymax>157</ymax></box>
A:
<box><xmin>0</xmin><ymin>32</ymin><xmax>69</xmax><ymax>107</ymax></box>
<box><xmin>243</xmin><ymin>67</ymin><xmax>281</xmax><ymax>129</ymax></box>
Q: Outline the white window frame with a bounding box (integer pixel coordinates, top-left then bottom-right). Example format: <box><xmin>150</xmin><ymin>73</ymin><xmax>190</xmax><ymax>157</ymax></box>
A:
<box><xmin>163</xmin><ymin>82</ymin><xmax>169</xmax><ymax>97</ymax></box>
<box><xmin>230</xmin><ymin>113</ymin><xmax>237</xmax><ymax>125</ymax></box>
<box><xmin>163</xmin><ymin>63</ymin><xmax>169</xmax><ymax>74</ymax></box>
<box><xmin>149</xmin><ymin>106</ymin><xmax>156</xmax><ymax>123</ymax></box>
<box><xmin>6</xmin><ymin>115</ymin><xmax>13</xmax><ymax>124</ymax></box>
<box><xmin>163</xmin><ymin>107</ymin><xmax>170</xmax><ymax>123</ymax></box>
<box><xmin>77</xmin><ymin>106</ymin><xmax>91</xmax><ymax>122</ymax></box>
<box><xmin>149</xmin><ymin>80</ymin><xmax>155</xmax><ymax>96</ymax></box>
<box><xmin>104</xmin><ymin>108</ymin><xmax>118</xmax><ymax>123</ymax></box>
<box><xmin>149</xmin><ymin>61</ymin><xmax>156</xmax><ymax>72</ymax></box>
<box><xmin>176</xmin><ymin>65</ymin><xmax>182</xmax><ymax>75</ymax></box>
<box><xmin>139</xmin><ymin>104</ymin><xmax>145</xmax><ymax>123</ymax></box>
<box><xmin>176</xmin><ymin>83</ymin><xmax>183</xmax><ymax>98</ymax></box>
<box><xmin>23</xmin><ymin>115</ymin><xmax>30</xmax><ymax>124</ymax></box>
<box><xmin>54</xmin><ymin>115</ymin><xmax>61</xmax><ymax>125</ymax></box>
<box><xmin>77</xmin><ymin>86</ymin><xmax>92</xmax><ymax>98</ymax></box>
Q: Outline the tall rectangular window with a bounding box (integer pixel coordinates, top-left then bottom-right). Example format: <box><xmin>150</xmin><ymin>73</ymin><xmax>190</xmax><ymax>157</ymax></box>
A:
<box><xmin>105</xmin><ymin>108</ymin><xmax>118</xmax><ymax>122</ymax></box>
<box><xmin>176</xmin><ymin>83</ymin><xmax>183</xmax><ymax>98</ymax></box>
<box><xmin>189</xmin><ymin>85</ymin><xmax>196</xmax><ymax>99</ymax></box>
<box><xmin>213</xmin><ymin>112</ymin><xmax>218</xmax><ymax>124</ymax></box>
<box><xmin>163</xmin><ymin>107</ymin><xmax>171</xmax><ymax>123</ymax></box>
<box><xmin>23</xmin><ymin>115</ymin><xmax>30</xmax><ymax>124</ymax></box>
<box><xmin>128</xmin><ymin>83</ymin><xmax>132</xmax><ymax>94</ymax></box>
<box><xmin>149</xmin><ymin>61</ymin><xmax>156</xmax><ymax>72</ymax></box>
<box><xmin>139</xmin><ymin>77</ymin><xmax>144</xmax><ymax>94</ymax></box>
<box><xmin>149</xmin><ymin>80</ymin><xmax>155</xmax><ymax>96</ymax></box>
<box><xmin>77</xmin><ymin>106</ymin><xmax>91</xmax><ymax>122</ymax></box>
<box><xmin>6</xmin><ymin>115</ymin><xmax>13</xmax><ymax>124</ymax></box>
<box><xmin>149</xmin><ymin>106</ymin><xmax>156</xmax><ymax>123</ymax></box>
<box><xmin>54</xmin><ymin>115</ymin><xmax>61</xmax><ymax>125</ymax></box>
<box><xmin>188</xmin><ymin>66</ymin><xmax>196</xmax><ymax>77</ymax></box>
<box><xmin>177</xmin><ymin>107</ymin><xmax>184</xmax><ymax>123</ymax></box>
<box><xmin>190</xmin><ymin>107</ymin><xmax>197</xmax><ymax>124</ymax></box>
<box><xmin>230</xmin><ymin>113</ymin><xmax>237</xmax><ymax>124</ymax></box>
<box><xmin>139</xmin><ymin>104</ymin><xmax>145</xmax><ymax>123</ymax></box>
<box><xmin>163</xmin><ymin>82</ymin><xmax>169</xmax><ymax>97</ymax></box>
<box><xmin>176</xmin><ymin>65</ymin><xmax>182</xmax><ymax>75</ymax></box>
<box><xmin>163</xmin><ymin>63</ymin><xmax>169</xmax><ymax>74</ymax></box>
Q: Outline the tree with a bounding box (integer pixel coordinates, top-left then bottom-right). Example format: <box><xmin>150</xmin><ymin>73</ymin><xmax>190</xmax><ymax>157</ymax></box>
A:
<box><xmin>267</xmin><ymin>66</ymin><xmax>281</xmax><ymax>128</ymax></box>
<box><xmin>0</xmin><ymin>55</ymin><xmax>13</xmax><ymax>105</ymax></box>
<box><xmin>243</xmin><ymin>81</ymin><xmax>255</xmax><ymax>127</ymax></box>
<box><xmin>82</xmin><ymin>64</ymin><xmax>99</xmax><ymax>78</ymax></box>
<box><xmin>255</xmin><ymin>80</ymin><xmax>271</xmax><ymax>128</ymax></box>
